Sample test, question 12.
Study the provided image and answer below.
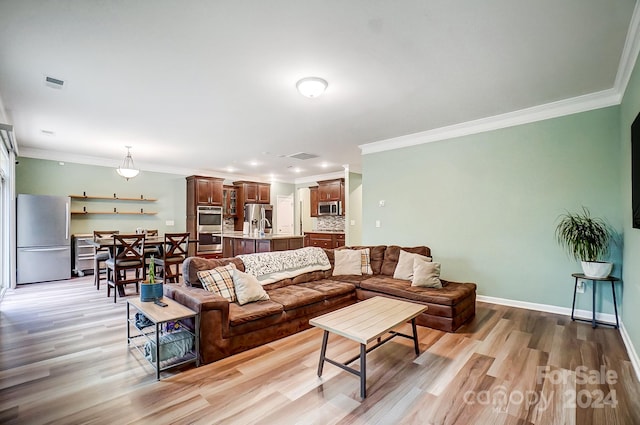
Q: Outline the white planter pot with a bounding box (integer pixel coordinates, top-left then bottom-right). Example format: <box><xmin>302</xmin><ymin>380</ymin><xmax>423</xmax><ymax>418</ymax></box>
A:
<box><xmin>580</xmin><ymin>261</ymin><xmax>613</xmax><ymax>279</ymax></box>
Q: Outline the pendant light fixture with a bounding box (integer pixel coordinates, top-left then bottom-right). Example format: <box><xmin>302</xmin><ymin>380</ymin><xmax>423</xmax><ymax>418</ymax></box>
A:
<box><xmin>116</xmin><ymin>146</ymin><xmax>140</xmax><ymax>180</ymax></box>
<box><xmin>296</xmin><ymin>77</ymin><xmax>328</xmax><ymax>98</ymax></box>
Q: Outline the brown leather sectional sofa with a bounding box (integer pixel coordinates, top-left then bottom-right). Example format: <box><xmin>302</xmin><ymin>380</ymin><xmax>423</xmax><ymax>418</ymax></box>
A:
<box><xmin>164</xmin><ymin>245</ymin><xmax>476</xmax><ymax>365</ymax></box>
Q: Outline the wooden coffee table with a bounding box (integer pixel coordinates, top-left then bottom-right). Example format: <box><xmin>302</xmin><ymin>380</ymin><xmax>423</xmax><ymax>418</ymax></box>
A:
<box><xmin>309</xmin><ymin>296</ymin><xmax>427</xmax><ymax>398</ymax></box>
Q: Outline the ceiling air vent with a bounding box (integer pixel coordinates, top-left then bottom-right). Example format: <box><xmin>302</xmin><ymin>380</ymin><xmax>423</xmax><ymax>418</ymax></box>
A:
<box><xmin>44</xmin><ymin>75</ymin><xmax>65</xmax><ymax>89</ymax></box>
<box><xmin>287</xmin><ymin>152</ymin><xmax>319</xmax><ymax>160</ymax></box>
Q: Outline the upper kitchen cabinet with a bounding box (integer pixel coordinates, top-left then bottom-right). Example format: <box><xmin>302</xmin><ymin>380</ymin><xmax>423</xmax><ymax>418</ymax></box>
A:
<box><xmin>317</xmin><ymin>179</ymin><xmax>344</xmax><ymax>202</ymax></box>
<box><xmin>222</xmin><ymin>185</ymin><xmax>238</xmax><ymax>217</ymax></box>
<box><xmin>234</xmin><ymin>181</ymin><xmax>271</xmax><ymax>204</ymax></box>
<box><xmin>309</xmin><ymin>186</ymin><xmax>319</xmax><ymax>217</ymax></box>
<box><xmin>187</xmin><ymin>176</ymin><xmax>224</xmax><ymax>212</ymax></box>
<box><xmin>233</xmin><ymin>181</ymin><xmax>271</xmax><ymax>231</ymax></box>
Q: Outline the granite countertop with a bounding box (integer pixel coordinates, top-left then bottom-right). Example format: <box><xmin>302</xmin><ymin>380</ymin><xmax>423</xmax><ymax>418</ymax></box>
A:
<box><xmin>222</xmin><ymin>231</ymin><xmax>304</xmax><ymax>240</ymax></box>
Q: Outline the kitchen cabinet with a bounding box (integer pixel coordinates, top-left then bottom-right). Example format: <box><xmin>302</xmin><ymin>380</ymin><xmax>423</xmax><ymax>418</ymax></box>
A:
<box><xmin>233</xmin><ymin>181</ymin><xmax>271</xmax><ymax>231</ymax></box>
<box><xmin>223</xmin><ymin>186</ymin><xmax>237</xmax><ymax>217</ymax></box>
<box><xmin>304</xmin><ymin>232</ymin><xmax>345</xmax><ymax>249</ymax></box>
<box><xmin>317</xmin><ymin>179</ymin><xmax>344</xmax><ymax>202</ymax></box>
<box><xmin>187</xmin><ymin>176</ymin><xmax>224</xmax><ymax>209</ymax></box>
<box><xmin>309</xmin><ymin>186</ymin><xmax>318</xmax><ymax>218</ymax></box>
<box><xmin>234</xmin><ymin>181</ymin><xmax>271</xmax><ymax>205</ymax></box>
<box><xmin>223</xmin><ymin>235</ymin><xmax>304</xmax><ymax>257</ymax></box>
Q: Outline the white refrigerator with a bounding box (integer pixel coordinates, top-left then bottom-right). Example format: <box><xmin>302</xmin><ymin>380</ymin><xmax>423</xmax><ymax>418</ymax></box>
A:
<box><xmin>17</xmin><ymin>194</ymin><xmax>71</xmax><ymax>284</ymax></box>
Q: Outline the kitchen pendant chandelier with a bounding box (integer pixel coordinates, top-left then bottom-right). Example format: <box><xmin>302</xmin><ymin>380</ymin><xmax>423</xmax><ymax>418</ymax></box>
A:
<box><xmin>116</xmin><ymin>146</ymin><xmax>140</xmax><ymax>180</ymax></box>
<box><xmin>296</xmin><ymin>77</ymin><xmax>328</xmax><ymax>98</ymax></box>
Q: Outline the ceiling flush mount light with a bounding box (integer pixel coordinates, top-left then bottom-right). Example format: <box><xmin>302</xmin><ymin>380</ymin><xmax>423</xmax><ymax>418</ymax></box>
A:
<box><xmin>296</xmin><ymin>77</ymin><xmax>328</xmax><ymax>98</ymax></box>
<box><xmin>116</xmin><ymin>146</ymin><xmax>139</xmax><ymax>180</ymax></box>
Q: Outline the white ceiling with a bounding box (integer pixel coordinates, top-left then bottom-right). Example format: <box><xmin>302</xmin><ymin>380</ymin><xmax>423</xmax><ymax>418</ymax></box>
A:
<box><xmin>0</xmin><ymin>0</ymin><xmax>636</xmax><ymax>182</ymax></box>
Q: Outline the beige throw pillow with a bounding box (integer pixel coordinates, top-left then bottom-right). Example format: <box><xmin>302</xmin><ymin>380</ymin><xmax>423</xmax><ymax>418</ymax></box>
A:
<box><xmin>393</xmin><ymin>249</ymin><xmax>432</xmax><ymax>280</ymax></box>
<box><xmin>333</xmin><ymin>249</ymin><xmax>363</xmax><ymax>276</ymax></box>
<box><xmin>233</xmin><ymin>269</ymin><xmax>270</xmax><ymax>305</ymax></box>
<box><xmin>412</xmin><ymin>258</ymin><xmax>442</xmax><ymax>288</ymax></box>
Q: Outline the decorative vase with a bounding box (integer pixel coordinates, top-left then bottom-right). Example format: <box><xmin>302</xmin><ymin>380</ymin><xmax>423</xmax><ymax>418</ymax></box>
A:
<box><xmin>140</xmin><ymin>282</ymin><xmax>163</xmax><ymax>302</ymax></box>
<box><xmin>581</xmin><ymin>261</ymin><xmax>613</xmax><ymax>279</ymax></box>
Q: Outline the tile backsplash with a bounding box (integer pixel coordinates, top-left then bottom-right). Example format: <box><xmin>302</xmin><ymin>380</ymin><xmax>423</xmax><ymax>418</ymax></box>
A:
<box><xmin>317</xmin><ymin>216</ymin><xmax>345</xmax><ymax>231</ymax></box>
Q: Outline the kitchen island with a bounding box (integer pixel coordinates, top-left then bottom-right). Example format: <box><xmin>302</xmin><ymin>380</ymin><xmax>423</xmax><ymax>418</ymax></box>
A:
<box><xmin>222</xmin><ymin>232</ymin><xmax>305</xmax><ymax>257</ymax></box>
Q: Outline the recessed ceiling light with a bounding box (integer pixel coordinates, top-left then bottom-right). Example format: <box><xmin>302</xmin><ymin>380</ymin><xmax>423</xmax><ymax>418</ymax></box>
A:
<box><xmin>296</xmin><ymin>77</ymin><xmax>328</xmax><ymax>98</ymax></box>
<box><xmin>292</xmin><ymin>167</ymin><xmax>302</xmax><ymax>173</ymax></box>
<box><xmin>249</xmin><ymin>160</ymin><xmax>259</xmax><ymax>167</ymax></box>
<box><xmin>226</xmin><ymin>166</ymin><xmax>235</xmax><ymax>173</ymax></box>
<box><xmin>320</xmin><ymin>162</ymin><xmax>330</xmax><ymax>168</ymax></box>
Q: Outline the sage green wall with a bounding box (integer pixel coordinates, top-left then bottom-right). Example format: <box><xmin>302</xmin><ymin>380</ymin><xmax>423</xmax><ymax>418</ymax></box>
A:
<box><xmin>16</xmin><ymin>157</ymin><xmax>186</xmax><ymax>235</ymax></box>
<box><xmin>362</xmin><ymin>106</ymin><xmax>622</xmax><ymax>313</ymax></box>
<box><xmin>620</xmin><ymin>52</ymin><xmax>640</xmax><ymax>359</ymax></box>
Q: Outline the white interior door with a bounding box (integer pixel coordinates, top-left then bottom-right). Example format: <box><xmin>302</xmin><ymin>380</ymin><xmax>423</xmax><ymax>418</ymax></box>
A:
<box><xmin>276</xmin><ymin>195</ymin><xmax>294</xmax><ymax>235</ymax></box>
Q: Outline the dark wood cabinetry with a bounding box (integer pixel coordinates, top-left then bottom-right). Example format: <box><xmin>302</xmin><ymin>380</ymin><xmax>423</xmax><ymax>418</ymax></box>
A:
<box><xmin>233</xmin><ymin>181</ymin><xmax>271</xmax><ymax>231</ymax></box>
<box><xmin>304</xmin><ymin>232</ymin><xmax>345</xmax><ymax>249</ymax></box>
<box><xmin>222</xmin><ymin>185</ymin><xmax>237</xmax><ymax>217</ymax></box>
<box><xmin>223</xmin><ymin>236</ymin><xmax>304</xmax><ymax>257</ymax></box>
<box><xmin>317</xmin><ymin>179</ymin><xmax>344</xmax><ymax>202</ymax></box>
<box><xmin>309</xmin><ymin>186</ymin><xmax>319</xmax><ymax>217</ymax></box>
<box><xmin>187</xmin><ymin>176</ymin><xmax>224</xmax><ymax>209</ymax></box>
<box><xmin>186</xmin><ymin>175</ymin><xmax>224</xmax><ymax>256</ymax></box>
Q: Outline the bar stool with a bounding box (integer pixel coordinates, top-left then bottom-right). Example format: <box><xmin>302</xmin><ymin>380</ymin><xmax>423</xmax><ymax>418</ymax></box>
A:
<box><xmin>93</xmin><ymin>230</ymin><xmax>119</xmax><ymax>290</ymax></box>
<box><xmin>155</xmin><ymin>233</ymin><xmax>189</xmax><ymax>283</ymax></box>
<box><xmin>105</xmin><ymin>234</ymin><xmax>145</xmax><ymax>303</ymax></box>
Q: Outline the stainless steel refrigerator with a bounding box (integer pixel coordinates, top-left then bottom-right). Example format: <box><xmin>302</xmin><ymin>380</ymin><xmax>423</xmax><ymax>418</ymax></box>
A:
<box><xmin>17</xmin><ymin>194</ymin><xmax>71</xmax><ymax>284</ymax></box>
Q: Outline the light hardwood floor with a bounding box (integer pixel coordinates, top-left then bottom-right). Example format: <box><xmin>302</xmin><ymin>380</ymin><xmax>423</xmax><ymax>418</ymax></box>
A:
<box><xmin>1</xmin><ymin>276</ymin><xmax>639</xmax><ymax>424</ymax></box>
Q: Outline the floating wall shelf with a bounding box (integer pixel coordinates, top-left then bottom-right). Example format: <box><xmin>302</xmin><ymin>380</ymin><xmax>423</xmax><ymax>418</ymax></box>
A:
<box><xmin>70</xmin><ymin>194</ymin><xmax>157</xmax><ymax>201</ymax></box>
<box><xmin>71</xmin><ymin>211</ymin><xmax>158</xmax><ymax>215</ymax></box>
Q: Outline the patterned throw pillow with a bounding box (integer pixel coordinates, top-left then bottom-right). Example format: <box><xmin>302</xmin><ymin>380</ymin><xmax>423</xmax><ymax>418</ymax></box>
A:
<box><xmin>360</xmin><ymin>248</ymin><xmax>373</xmax><ymax>275</ymax></box>
<box><xmin>197</xmin><ymin>263</ymin><xmax>237</xmax><ymax>302</ymax></box>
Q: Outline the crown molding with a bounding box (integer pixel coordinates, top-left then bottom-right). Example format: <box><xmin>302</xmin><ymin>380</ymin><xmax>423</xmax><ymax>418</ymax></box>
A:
<box><xmin>360</xmin><ymin>2</ymin><xmax>640</xmax><ymax>156</ymax></box>
<box><xmin>359</xmin><ymin>89</ymin><xmax>620</xmax><ymax>155</ymax></box>
<box><xmin>294</xmin><ymin>170</ymin><xmax>346</xmax><ymax>185</ymax></box>
<box><xmin>17</xmin><ymin>147</ymin><xmax>279</xmax><ymax>183</ymax></box>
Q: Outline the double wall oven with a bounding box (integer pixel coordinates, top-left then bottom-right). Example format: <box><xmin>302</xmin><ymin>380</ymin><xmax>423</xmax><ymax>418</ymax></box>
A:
<box><xmin>197</xmin><ymin>206</ymin><xmax>223</xmax><ymax>253</ymax></box>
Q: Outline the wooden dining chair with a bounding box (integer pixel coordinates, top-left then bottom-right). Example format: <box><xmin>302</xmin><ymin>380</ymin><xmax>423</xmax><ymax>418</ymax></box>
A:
<box><xmin>143</xmin><ymin>229</ymin><xmax>160</xmax><ymax>277</ymax></box>
<box><xmin>105</xmin><ymin>234</ymin><xmax>145</xmax><ymax>303</ymax></box>
<box><xmin>155</xmin><ymin>232</ymin><xmax>189</xmax><ymax>283</ymax></box>
<box><xmin>93</xmin><ymin>230</ymin><xmax>119</xmax><ymax>290</ymax></box>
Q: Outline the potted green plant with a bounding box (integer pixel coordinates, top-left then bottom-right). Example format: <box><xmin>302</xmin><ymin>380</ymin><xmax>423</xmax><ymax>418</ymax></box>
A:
<box><xmin>140</xmin><ymin>256</ymin><xmax>163</xmax><ymax>301</ymax></box>
<box><xmin>555</xmin><ymin>207</ymin><xmax>613</xmax><ymax>278</ymax></box>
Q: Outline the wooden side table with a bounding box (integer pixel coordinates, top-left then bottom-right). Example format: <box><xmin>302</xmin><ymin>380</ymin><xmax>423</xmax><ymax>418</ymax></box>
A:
<box><xmin>571</xmin><ymin>273</ymin><xmax>620</xmax><ymax>329</ymax></box>
<box><xmin>127</xmin><ymin>297</ymin><xmax>199</xmax><ymax>380</ymax></box>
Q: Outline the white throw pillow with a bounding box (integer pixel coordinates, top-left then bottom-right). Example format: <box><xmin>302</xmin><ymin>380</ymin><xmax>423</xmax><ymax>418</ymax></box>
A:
<box><xmin>332</xmin><ymin>249</ymin><xmax>363</xmax><ymax>276</ymax></box>
<box><xmin>412</xmin><ymin>258</ymin><xmax>442</xmax><ymax>288</ymax></box>
<box><xmin>393</xmin><ymin>249</ymin><xmax>432</xmax><ymax>280</ymax></box>
<box><xmin>233</xmin><ymin>269</ymin><xmax>270</xmax><ymax>305</ymax></box>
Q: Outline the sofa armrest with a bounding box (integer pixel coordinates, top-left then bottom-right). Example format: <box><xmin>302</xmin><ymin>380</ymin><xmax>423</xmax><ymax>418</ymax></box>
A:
<box><xmin>164</xmin><ymin>283</ymin><xmax>230</xmax><ymax>314</ymax></box>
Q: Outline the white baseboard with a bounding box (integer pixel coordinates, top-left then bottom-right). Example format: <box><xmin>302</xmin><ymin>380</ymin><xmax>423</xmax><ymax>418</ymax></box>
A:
<box><xmin>619</xmin><ymin>322</ymin><xmax>640</xmax><ymax>382</ymax></box>
<box><xmin>476</xmin><ymin>294</ymin><xmax>640</xmax><ymax>381</ymax></box>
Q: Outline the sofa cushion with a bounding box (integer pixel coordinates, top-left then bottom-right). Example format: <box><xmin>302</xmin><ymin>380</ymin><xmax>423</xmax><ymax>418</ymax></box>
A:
<box><xmin>381</xmin><ymin>245</ymin><xmax>431</xmax><ymax>277</ymax></box>
<box><xmin>298</xmin><ymin>280</ymin><xmax>356</xmax><ymax>299</ymax></box>
<box><xmin>233</xmin><ymin>269</ymin><xmax>270</xmax><ymax>305</ymax></box>
<box><xmin>268</xmin><ymin>285</ymin><xmax>325</xmax><ymax>310</ymax></box>
<box><xmin>412</xmin><ymin>259</ymin><xmax>442</xmax><ymax>288</ymax></box>
<box><xmin>333</xmin><ymin>249</ymin><xmax>363</xmax><ymax>275</ymax></box>
<box><xmin>360</xmin><ymin>276</ymin><xmax>474</xmax><ymax>306</ymax></box>
<box><xmin>328</xmin><ymin>246</ymin><xmax>386</xmax><ymax>275</ymax></box>
<box><xmin>198</xmin><ymin>264</ymin><xmax>237</xmax><ymax>302</ymax></box>
<box><xmin>228</xmin><ymin>300</ymin><xmax>284</xmax><ymax>326</ymax></box>
<box><xmin>393</xmin><ymin>249</ymin><xmax>432</xmax><ymax>280</ymax></box>
<box><xmin>184</xmin><ymin>257</ymin><xmax>245</xmax><ymax>288</ymax></box>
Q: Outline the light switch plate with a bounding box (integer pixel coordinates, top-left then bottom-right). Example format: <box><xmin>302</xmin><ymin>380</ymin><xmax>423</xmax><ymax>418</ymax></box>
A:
<box><xmin>375</xmin><ymin>220</ymin><xmax>381</xmax><ymax>228</ymax></box>
<box><xmin>165</xmin><ymin>220</ymin><xmax>175</xmax><ymax>226</ymax></box>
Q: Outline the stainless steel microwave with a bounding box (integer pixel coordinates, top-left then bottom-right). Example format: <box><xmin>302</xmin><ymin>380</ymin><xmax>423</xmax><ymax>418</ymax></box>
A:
<box><xmin>318</xmin><ymin>201</ymin><xmax>342</xmax><ymax>216</ymax></box>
